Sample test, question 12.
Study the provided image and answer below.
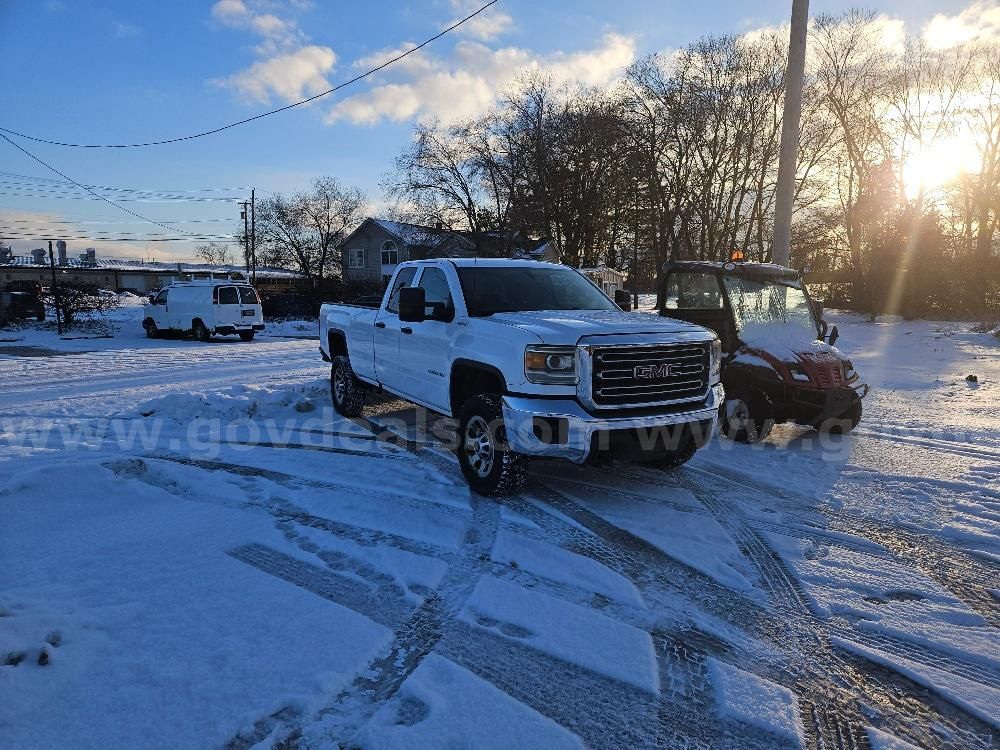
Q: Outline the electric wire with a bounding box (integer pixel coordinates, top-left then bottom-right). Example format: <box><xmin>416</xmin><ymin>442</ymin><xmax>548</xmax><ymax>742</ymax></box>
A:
<box><xmin>0</xmin><ymin>1</ymin><xmax>499</xmax><ymax>148</ymax></box>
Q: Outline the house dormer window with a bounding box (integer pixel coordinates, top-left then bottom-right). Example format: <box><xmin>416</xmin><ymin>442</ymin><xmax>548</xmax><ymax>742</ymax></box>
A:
<box><xmin>381</xmin><ymin>240</ymin><xmax>399</xmax><ymax>266</ymax></box>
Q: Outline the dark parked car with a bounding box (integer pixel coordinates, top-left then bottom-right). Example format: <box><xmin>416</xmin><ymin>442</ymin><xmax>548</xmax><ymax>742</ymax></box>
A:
<box><xmin>0</xmin><ymin>283</ymin><xmax>45</xmax><ymax>325</ymax></box>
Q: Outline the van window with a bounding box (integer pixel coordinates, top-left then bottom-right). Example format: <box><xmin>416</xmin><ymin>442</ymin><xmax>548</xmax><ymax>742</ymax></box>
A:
<box><xmin>239</xmin><ymin>287</ymin><xmax>259</xmax><ymax>305</ymax></box>
<box><xmin>153</xmin><ymin>289</ymin><xmax>168</xmax><ymax>305</ymax></box>
<box><xmin>218</xmin><ymin>287</ymin><xmax>239</xmax><ymax>305</ymax></box>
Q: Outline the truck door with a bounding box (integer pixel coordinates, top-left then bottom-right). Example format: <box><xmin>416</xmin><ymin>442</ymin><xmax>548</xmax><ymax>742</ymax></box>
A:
<box><xmin>373</xmin><ymin>267</ymin><xmax>417</xmax><ymax>390</ymax></box>
<box><xmin>394</xmin><ymin>265</ymin><xmax>454</xmax><ymax>410</ymax></box>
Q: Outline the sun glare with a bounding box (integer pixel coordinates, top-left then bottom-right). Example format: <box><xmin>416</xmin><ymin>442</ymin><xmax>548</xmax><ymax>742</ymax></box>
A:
<box><xmin>901</xmin><ymin>137</ymin><xmax>981</xmax><ymax>199</ymax></box>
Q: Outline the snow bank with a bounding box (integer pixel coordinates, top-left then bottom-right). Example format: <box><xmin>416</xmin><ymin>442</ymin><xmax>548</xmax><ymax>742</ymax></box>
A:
<box><xmin>356</xmin><ymin>654</ymin><xmax>584</xmax><ymax>750</ymax></box>
<box><xmin>126</xmin><ymin>379</ymin><xmax>330</xmax><ymax>422</ymax></box>
<box><xmin>708</xmin><ymin>658</ymin><xmax>804</xmax><ymax>746</ymax></box>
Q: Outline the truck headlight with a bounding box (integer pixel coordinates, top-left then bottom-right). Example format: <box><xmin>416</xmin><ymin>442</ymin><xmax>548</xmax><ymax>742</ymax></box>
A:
<box><xmin>710</xmin><ymin>339</ymin><xmax>722</xmax><ymax>383</ymax></box>
<box><xmin>525</xmin><ymin>345</ymin><xmax>578</xmax><ymax>385</ymax></box>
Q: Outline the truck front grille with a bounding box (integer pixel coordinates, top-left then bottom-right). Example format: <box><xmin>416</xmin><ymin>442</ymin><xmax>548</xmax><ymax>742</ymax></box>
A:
<box><xmin>590</xmin><ymin>343</ymin><xmax>710</xmax><ymax>407</ymax></box>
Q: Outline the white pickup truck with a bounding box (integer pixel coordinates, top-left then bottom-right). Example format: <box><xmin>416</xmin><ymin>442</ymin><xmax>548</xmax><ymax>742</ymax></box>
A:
<box><xmin>320</xmin><ymin>259</ymin><xmax>724</xmax><ymax>495</ymax></box>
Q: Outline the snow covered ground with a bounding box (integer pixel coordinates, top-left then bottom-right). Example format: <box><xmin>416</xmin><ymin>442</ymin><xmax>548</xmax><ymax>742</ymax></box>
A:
<box><xmin>1</xmin><ymin>305</ymin><xmax>998</xmax><ymax>749</ymax></box>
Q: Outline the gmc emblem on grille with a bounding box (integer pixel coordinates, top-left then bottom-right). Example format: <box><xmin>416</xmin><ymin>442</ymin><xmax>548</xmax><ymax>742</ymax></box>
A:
<box><xmin>634</xmin><ymin>363</ymin><xmax>673</xmax><ymax>379</ymax></box>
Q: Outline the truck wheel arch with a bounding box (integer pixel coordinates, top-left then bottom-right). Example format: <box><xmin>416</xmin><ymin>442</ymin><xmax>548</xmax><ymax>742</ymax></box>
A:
<box><xmin>327</xmin><ymin>330</ymin><xmax>348</xmax><ymax>359</ymax></box>
<box><xmin>450</xmin><ymin>359</ymin><xmax>506</xmax><ymax>416</ymax></box>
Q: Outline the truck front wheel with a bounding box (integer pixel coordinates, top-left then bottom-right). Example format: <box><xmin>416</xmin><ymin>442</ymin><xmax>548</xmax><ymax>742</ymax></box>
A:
<box><xmin>331</xmin><ymin>355</ymin><xmax>365</xmax><ymax>417</ymax></box>
<box><xmin>457</xmin><ymin>394</ymin><xmax>527</xmax><ymax>497</ymax></box>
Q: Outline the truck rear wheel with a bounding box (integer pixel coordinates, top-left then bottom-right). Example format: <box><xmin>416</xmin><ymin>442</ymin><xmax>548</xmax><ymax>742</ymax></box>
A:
<box><xmin>331</xmin><ymin>355</ymin><xmax>365</xmax><ymax>417</ymax></box>
<box><xmin>457</xmin><ymin>394</ymin><xmax>526</xmax><ymax>497</ymax></box>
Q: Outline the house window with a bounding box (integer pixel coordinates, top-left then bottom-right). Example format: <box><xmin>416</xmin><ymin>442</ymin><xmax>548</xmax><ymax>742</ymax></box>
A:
<box><xmin>381</xmin><ymin>241</ymin><xmax>399</xmax><ymax>266</ymax></box>
<box><xmin>348</xmin><ymin>248</ymin><xmax>365</xmax><ymax>269</ymax></box>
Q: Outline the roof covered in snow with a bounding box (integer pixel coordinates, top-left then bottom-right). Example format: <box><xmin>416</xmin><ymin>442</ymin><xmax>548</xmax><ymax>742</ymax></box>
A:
<box><xmin>0</xmin><ymin>255</ymin><xmax>304</xmax><ymax>279</ymax></box>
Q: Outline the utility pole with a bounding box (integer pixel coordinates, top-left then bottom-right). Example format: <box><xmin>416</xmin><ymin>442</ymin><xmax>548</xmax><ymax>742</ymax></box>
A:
<box><xmin>239</xmin><ymin>200</ymin><xmax>250</xmax><ymax>274</ymax></box>
<box><xmin>772</xmin><ymin>0</ymin><xmax>809</xmax><ymax>268</ymax></box>
<box><xmin>250</xmin><ymin>188</ymin><xmax>257</xmax><ymax>286</ymax></box>
<box><xmin>48</xmin><ymin>240</ymin><xmax>63</xmax><ymax>335</ymax></box>
<box><xmin>633</xmin><ymin>185</ymin><xmax>639</xmax><ymax>309</ymax></box>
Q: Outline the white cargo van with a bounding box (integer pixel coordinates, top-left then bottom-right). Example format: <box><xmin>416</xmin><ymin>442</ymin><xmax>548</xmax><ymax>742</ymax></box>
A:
<box><xmin>143</xmin><ymin>280</ymin><xmax>265</xmax><ymax>342</ymax></box>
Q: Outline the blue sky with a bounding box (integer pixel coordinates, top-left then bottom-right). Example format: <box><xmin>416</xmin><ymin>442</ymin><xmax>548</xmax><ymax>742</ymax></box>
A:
<box><xmin>0</xmin><ymin>0</ymin><xmax>983</xmax><ymax>261</ymax></box>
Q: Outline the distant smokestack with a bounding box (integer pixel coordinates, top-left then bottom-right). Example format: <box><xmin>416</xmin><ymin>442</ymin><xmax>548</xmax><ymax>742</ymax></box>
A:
<box><xmin>79</xmin><ymin>248</ymin><xmax>96</xmax><ymax>264</ymax></box>
<box><xmin>31</xmin><ymin>248</ymin><xmax>46</xmax><ymax>265</ymax></box>
<box><xmin>56</xmin><ymin>240</ymin><xmax>68</xmax><ymax>265</ymax></box>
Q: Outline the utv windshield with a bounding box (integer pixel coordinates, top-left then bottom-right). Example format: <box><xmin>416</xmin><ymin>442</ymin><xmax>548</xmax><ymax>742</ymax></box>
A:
<box><xmin>457</xmin><ymin>266</ymin><xmax>618</xmax><ymax>316</ymax></box>
<box><xmin>723</xmin><ymin>276</ymin><xmax>818</xmax><ymax>339</ymax></box>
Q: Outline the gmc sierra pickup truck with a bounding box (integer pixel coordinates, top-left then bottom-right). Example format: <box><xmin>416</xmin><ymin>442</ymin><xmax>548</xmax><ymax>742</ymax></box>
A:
<box><xmin>319</xmin><ymin>259</ymin><xmax>724</xmax><ymax>495</ymax></box>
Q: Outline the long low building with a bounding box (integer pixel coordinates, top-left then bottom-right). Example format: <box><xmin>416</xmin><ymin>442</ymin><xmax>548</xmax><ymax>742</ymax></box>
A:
<box><xmin>0</xmin><ymin>246</ymin><xmax>305</xmax><ymax>293</ymax></box>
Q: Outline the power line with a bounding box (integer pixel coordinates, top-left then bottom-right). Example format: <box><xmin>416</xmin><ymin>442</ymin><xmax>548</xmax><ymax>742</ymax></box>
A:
<box><xmin>0</xmin><ymin>236</ymin><xmax>231</xmax><ymax>242</ymax></box>
<box><xmin>0</xmin><ymin>170</ymin><xmax>250</xmax><ymax>192</ymax></box>
<box><xmin>0</xmin><ymin>131</ymin><xmax>203</xmax><ymax>236</ymax></box>
<box><xmin>0</xmin><ymin>0</ymin><xmax>499</xmax><ymax>148</ymax></box>
<box><xmin>0</xmin><ymin>217</ymin><xmax>234</xmax><ymax>224</ymax></box>
<box><xmin>0</xmin><ymin>189</ymin><xmax>245</xmax><ymax>202</ymax></box>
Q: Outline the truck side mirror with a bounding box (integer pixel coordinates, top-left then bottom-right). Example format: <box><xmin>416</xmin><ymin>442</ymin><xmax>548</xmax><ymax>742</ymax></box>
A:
<box><xmin>398</xmin><ymin>286</ymin><xmax>426</xmax><ymax>323</ymax></box>
<box><xmin>828</xmin><ymin>325</ymin><xmax>839</xmax><ymax>347</ymax></box>
<box><xmin>614</xmin><ymin>289</ymin><xmax>632</xmax><ymax>312</ymax></box>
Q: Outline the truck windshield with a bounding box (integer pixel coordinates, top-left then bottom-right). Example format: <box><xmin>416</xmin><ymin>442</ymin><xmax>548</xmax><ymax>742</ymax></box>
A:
<box><xmin>723</xmin><ymin>276</ymin><xmax>817</xmax><ymax>338</ymax></box>
<box><xmin>457</xmin><ymin>266</ymin><xmax>618</xmax><ymax>316</ymax></box>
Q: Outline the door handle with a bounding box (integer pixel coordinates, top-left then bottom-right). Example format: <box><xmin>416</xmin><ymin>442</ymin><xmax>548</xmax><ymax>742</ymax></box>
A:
<box><xmin>374</xmin><ymin>321</ymin><xmax>386</xmax><ymax>329</ymax></box>
<box><xmin>400</xmin><ymin>327</ymin><xmax>413</xmax><ymax>334</ymax></box>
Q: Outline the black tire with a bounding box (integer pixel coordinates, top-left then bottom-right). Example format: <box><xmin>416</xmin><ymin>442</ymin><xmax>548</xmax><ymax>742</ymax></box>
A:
<box><xmin>720</xmin><ymin>396</ymin><xmax>774</xmax><ymax>443</ymax></box>
<box><xmin>819</xmin><ymin>399</ymin><xmax>862</xmax><ymax>435</ymax></box>
<box><xmin>457</xmin><ymin>394</ymin><xmax>527</xmax><ymax>497</ymax></box>
<box><xmin>331</xmin><ymin>355</ymin><xmax>365</xmax><ymax>417</ymax></box>
<box><xmin>193</xmin><ymin>320</ymin><xmax>212</xmax><ymax>343</ymax></box>
<box><xmin>238</xmin><ymin>331</ymin><xmax>255</xmax><ymax>342</ymax></box>
<box><xmin>143</xmin><ymin>319</ymin><xmax>160</xmax><ymax>339</ymax></box>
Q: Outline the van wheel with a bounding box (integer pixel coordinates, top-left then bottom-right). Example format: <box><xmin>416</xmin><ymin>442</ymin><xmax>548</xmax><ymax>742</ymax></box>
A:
<box><xmin>143</xmin><ymin>319</ymin><xmax>159</xmax><ymax>339</ymax></box>
<box><xmin>457</xmin><ymin>394</ymin><xmax>527</xmax><ymax>497</ymax></box>
<box><xmin>193</xmin><ymin>320</ymin><xmax>212</xmax><ymax>343</ymax></box>
<box><xmin>238</xmin><ymin>331</ymin><xmax>255</xmax><ymax>342</ymax></box>
<box><xmin>331</xmin><ymin>355</ymin><xmax>365</xmax><ymax>417</ymax></box>
<box><xmin>721</xmin><ymin>397</ymin><xmax>773</xmax><ymax>443</ymax></box>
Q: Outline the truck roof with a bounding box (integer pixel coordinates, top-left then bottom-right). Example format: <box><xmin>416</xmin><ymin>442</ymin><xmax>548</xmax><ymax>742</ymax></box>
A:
<box><xmin>404</xmin><ymin>258</ymin><xmax>567</xmax><ymax>271</ymax></box>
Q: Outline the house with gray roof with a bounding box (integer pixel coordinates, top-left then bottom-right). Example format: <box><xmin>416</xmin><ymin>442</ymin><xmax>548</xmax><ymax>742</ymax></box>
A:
<box><xmin>339</xmin><ymin>218</ymin><xmax>557</xmax><ymax>285</ymax></box>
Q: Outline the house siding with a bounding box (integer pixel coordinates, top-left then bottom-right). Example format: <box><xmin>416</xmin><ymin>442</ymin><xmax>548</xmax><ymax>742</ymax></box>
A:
<box><xmin>341</xmin><ymin>221</ymin><xmax>410</xmax><ymax>284</ymax></box>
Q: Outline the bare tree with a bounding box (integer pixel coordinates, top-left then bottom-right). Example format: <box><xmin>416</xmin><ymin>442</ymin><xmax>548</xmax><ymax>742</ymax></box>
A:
<box><xmin>194</xmin><ymin>242</ymin><xmax>234</xmax><ymax>266</ymax></box>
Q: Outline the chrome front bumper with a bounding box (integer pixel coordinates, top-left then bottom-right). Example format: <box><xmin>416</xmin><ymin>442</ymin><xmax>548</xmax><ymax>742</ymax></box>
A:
<box><xmin>502</xmin><ymin>383</ymin><xmax>724</xmax><ymax>463</ymax></box>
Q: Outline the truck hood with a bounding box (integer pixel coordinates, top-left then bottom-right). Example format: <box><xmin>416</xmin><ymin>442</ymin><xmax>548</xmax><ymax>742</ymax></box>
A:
<box><xmin>485</xmin><ymin>309</ymin><xmax>712</xmax><ymax>344</ymax></box>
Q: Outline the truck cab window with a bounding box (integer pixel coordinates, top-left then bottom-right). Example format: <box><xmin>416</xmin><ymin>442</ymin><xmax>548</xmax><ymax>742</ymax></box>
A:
<box><xmin>218</xmin><ymin>287</ymin><xmax>239</xmax><ymax>305</ymax></box>
<box><xmin>417</xmin><ymin>268</ymin><xmax>453</xmax><ymax>320</ymax></box>
<box><xmin>663</xmin><ymin>273</ymin><xmax>723</xmax><ymax>310</ymax></box>
<box><xmin>385</xmin><ymin>267</ymin><xmax>417</xmax><ymax>314</ymax></box>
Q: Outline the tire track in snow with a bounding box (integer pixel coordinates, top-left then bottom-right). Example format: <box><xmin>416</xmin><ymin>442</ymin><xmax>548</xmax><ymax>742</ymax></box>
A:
<box><xmin>686</xmin><ymin>463</ymin><xmax>1000</xmax><ymax>629</ymax></box>
<box><xmin>678</xmin><ymin>471</ymin><xmax>998</xmax><ymax>749</ymax></box>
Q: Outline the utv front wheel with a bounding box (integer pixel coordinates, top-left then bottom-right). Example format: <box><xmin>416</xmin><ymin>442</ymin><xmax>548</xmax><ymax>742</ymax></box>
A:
<box><xmin>721</xmin><ymin>397</ymin><xmax>773</xmax><ymax>443</ymax></box>
<box><xmin>457</xmin><ymin>394</ymin><xmax>526</xmax><ymax>497</ymax></box>
<box><xmin>819</xmin><ymin>399</ymin><xmax>862</xmax><ymax>435</ymax></box>
<box><xmin>331</xmin><ymin>355</ymin><xmax>365</xmax><ymax>417</ymax></box>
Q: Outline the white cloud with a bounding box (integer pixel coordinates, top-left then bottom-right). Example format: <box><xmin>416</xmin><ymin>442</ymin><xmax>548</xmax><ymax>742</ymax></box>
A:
<box><xmin>218</xmin><ymin>45</ymin><xmax>337</xmax><ymax>103</ymax></box>
<box><xmin>448</xmin><ymin>0</ymin><xmax>513</xmax><ymax>41</ymax></box>
<box><xmin>924</xmin><ymin>2</ymin><xmax>1000</xmax><ymax>49</ymax></box>
<box><xmin>328</xmin><ymin>33</ymin><xmax>636</xmax><ymax>126</ymax></box>
<box><xmin>211</xmin><ymin>0</ymin><xmax>334</xmax><ymax>103</ymax></box>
